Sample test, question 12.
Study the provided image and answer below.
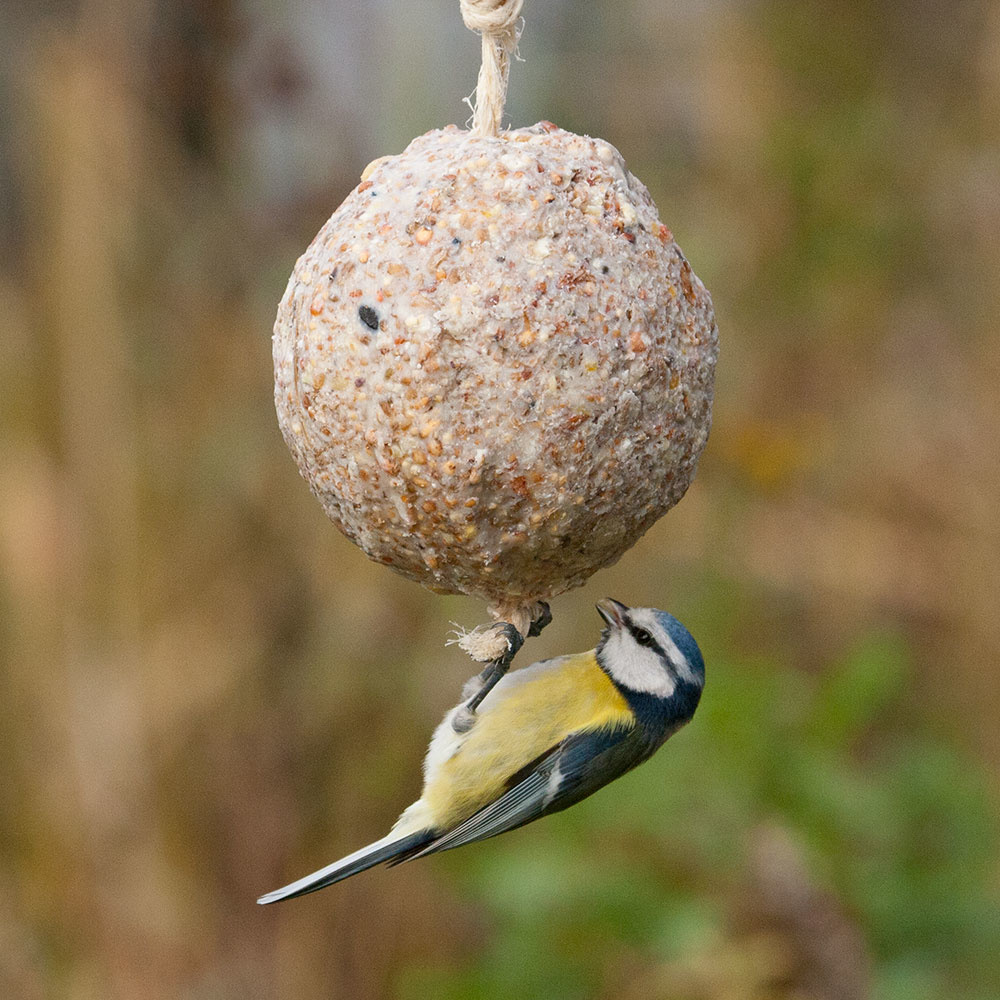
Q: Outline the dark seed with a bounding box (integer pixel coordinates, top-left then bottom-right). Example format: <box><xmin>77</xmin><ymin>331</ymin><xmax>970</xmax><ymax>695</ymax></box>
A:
<box><xmin>358</xmin><ymin>305</ymin><xmax>379</xmax><ymax>329</ymax></box>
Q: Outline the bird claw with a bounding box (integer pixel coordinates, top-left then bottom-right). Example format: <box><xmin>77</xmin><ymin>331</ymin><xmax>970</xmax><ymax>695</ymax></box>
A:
<box><xmin>493</xmin><ymin>621</ymin><xmax>525</xmax><ymax>658</ymax></box>
<box><xmin>528</xmin><ymin>602</ymin><xmax>552</xmax><ymax>637</ymax></box>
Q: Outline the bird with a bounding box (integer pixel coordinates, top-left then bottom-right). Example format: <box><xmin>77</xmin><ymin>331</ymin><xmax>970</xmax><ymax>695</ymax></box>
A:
<box><xmin>257</xmin><ymin>598</ymin><xmax>704</xmax><ymax>904</ymax></box>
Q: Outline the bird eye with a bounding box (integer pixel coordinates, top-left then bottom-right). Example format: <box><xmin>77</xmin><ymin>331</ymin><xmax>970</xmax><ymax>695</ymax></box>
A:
<box><xmin>633</xmin><ymin>627</ymin><xmax>655</xmax><ymax>647</ymax></box>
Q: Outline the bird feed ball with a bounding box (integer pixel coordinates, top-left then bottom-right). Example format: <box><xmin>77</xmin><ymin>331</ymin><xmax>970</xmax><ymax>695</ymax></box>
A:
<box><xmin>273</xmin><ymin>123</ymin><xmax>718</xmax><ymax>620</ymax></box>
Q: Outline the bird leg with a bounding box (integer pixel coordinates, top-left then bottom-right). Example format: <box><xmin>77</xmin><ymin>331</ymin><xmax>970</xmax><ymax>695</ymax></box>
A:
<box><xmin>452</xmin><ymin>603</ymin><xmax>551</xmax><ymax>733</ymax></box>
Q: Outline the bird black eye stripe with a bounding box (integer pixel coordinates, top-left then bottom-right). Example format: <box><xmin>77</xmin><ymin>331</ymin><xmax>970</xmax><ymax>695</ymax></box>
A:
<box><xmin>625</xmin><ymin>620</ymin><xmax>665</xmax><ymax>656</ymax></box>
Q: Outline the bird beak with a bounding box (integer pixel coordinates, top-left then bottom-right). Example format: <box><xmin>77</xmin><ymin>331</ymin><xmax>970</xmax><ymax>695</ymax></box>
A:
<box><xmin>596</xmin><ymin>598</ymin><xmax>628</xmax><ymax>628</ymax></box>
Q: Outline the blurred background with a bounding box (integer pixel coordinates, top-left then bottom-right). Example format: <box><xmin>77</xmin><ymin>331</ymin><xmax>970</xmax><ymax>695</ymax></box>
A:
<box><xmin>2</xmin><ymin>1</ymin><xmax>999</xmax><ymax>997</ymax></box>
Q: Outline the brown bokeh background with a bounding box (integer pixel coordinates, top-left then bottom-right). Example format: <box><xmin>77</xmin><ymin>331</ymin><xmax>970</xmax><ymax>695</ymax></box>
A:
<box><xmin>2</xmin><ymin>2</ymin><xmax>998</xmax><ymax>998</ymax></box>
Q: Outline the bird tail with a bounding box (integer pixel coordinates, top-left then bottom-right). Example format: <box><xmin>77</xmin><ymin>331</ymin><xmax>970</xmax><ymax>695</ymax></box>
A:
<box><xmin>256</xmin><ymin>830</ymin><xmax>433</xmax><ymax>904</ymax></box>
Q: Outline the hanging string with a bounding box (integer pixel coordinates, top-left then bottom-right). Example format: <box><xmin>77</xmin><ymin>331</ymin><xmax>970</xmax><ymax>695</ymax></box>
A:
<box><xmin>454</xmin><ymin>0</ymin><xmax>542</xmax><ymax>694</ymax></box>
<box><xmin>460</xmin><ymin>0</ymin><xmax>524</xmax><ymax>136</ymax></box>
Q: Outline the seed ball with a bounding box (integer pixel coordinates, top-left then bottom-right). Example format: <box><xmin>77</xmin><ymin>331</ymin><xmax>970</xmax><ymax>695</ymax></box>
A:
<box><xmin>273</xmin><ymin>122</ymin><xmax>718</xmax><ymax>622</ymax></box>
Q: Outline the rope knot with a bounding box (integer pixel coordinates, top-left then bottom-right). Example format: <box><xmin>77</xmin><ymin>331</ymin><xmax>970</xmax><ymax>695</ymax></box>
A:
<box><xmin>460</xmin><ymin>0</ymin><xmax>523</xmax><ymax>34</ymax></box>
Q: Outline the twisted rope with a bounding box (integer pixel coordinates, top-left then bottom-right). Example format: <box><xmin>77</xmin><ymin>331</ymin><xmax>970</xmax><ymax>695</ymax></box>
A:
<box><xmin>460</xmin><ymin>0</ymin><xmax>523</xmax><ymax>136</ymax></box>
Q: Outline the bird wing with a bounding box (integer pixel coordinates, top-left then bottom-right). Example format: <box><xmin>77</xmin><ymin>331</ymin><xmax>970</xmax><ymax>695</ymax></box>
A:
<box><xmin>404</xmin><ymin>723</ymin><xmax>651</xmax><ymax>860</ymax></box>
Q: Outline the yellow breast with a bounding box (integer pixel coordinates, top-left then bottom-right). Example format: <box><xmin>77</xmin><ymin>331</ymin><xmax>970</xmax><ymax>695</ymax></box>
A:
<box><xmin>415</xmin><ymin>651</ymin><xmax>634</xmax><ymax>831</ymax></box>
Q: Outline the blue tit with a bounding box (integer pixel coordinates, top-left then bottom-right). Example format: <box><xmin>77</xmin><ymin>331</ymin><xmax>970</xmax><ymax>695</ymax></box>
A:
<box><xmin>257</xmin><ymin>598</ymin><xmax>704</xmax><ymax>904</ymax></box>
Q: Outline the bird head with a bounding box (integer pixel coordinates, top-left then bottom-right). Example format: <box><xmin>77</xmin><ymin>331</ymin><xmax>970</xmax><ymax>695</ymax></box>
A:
<box><xmin>595</xmin><ymin>598</ymin><xmax>705</xmax><ymax>703</ymax></box>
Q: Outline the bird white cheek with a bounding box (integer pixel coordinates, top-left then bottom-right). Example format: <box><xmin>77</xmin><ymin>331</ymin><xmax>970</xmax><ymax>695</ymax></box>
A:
<box><xmin>603</xmin><ymin>634</ymin><xmax>676</xmax><ymax>697</ymax></box>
